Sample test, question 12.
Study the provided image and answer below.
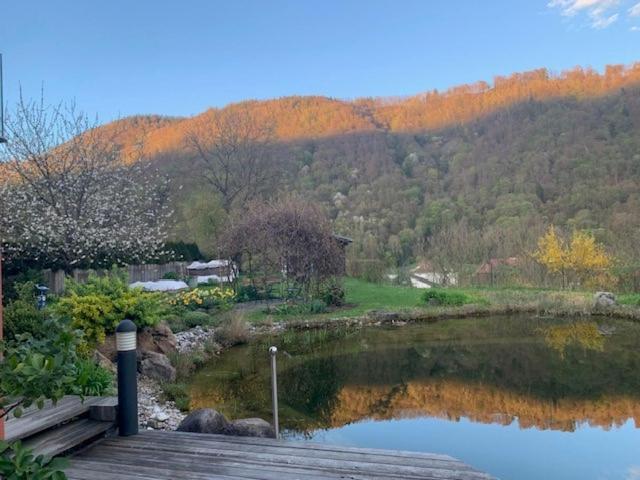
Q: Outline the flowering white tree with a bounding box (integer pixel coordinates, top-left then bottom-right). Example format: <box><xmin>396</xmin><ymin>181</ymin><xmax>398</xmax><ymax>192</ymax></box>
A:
<box><xmin>0</xmin><ymin>95</ymin><xmax>172</xmax><ymax>270</ymax></box>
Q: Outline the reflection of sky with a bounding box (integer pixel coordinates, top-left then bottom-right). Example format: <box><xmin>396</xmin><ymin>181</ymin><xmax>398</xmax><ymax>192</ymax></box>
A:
<box><xmin>288</xmin><ymin>417</ymin><xmax>640</xmax><ymax>480</ymax></box>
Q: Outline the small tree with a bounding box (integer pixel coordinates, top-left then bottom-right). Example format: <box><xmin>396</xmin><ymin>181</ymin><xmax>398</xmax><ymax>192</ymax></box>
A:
<box><xmin>223</xmin><ymin>197</ymin><xmax>344</xmax><ymax>297</ymax></box>
<box><xmin>533</xmin><ymin>226</ymin><xmax>612</xmax><ymax>289</ymax></box>
<box><xmin>533</xmin><ymin>226</ymin><xmax>568</xmax><ymax>287</ymax></box>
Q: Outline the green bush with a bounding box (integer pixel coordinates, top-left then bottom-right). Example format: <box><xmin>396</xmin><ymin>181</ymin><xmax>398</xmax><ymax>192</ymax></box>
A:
<box><xmin>236</xmin><ymin>284</ymin><xmax>262</xmax><ymax>302</ymax></box>
<box><xmin>183</xmin><ymin>310</ymin><xmax>217</xmax><ymax>329</ymax></box>
<box><xmin>307</xmin><ymin>299</ymin><xmax>328</xmax><ymax>314</ymax></box>
<box><xmin>319</xmin><ymin>279</ymin><xmax>345</xmax><ymax>307</ymax></box>
<box><xmin>1</xmin><ymin>321</ymin><xmax>81</xmax><ymax>420</ymax></box>
<box><xmin>4</xmin><ymin>282</ymin><xmax>50</xmax><ymax>341</ymax></box>
<box><xmin>71</xmin><ymin>360</ymin><xmax>114</xmax><ymax>397</ymax></box>
<box><xmin>422</xmin><ymin>288</ymin><xmax>472</xmax><ymax>307</ymax></box>
<box><xmin>0</xmin><ymin>440</ymin><xmax>68</xmax><ymax>480</ymax></box>
<box><xmin>165</xmin><ymin>313</ymin><xmax>187</xmax><ymax>333</ymax></box>
<box><xmin>162</xmin><ymin>271</ymin><xmax>180</xmax><ymax>280</ymax></box>
<box><xmin>55</xmin><ymin>271</ymin><xmax>166</xmax><ymax>353</ymax></box>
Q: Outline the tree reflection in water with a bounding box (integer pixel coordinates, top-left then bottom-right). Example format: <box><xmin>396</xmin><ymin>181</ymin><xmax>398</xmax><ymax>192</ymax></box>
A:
<box><xmin>188</xmin><ymin>315</ymin><xmax>640</xmax><ymax>435</ymax></box>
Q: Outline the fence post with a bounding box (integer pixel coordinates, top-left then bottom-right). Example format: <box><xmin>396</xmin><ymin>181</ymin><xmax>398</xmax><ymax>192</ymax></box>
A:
<box><xmin>116</xmin><ymin>319</ymin><xmax>138</xmax><ymax>436</ymax></box>
<box><xmin>269</xmin><ymin>346</ymin><xmax>279</xmax><ymax>438</ymax></box>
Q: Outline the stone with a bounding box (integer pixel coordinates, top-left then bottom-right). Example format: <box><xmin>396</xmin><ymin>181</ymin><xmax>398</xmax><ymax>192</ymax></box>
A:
<box><xmin>225</xmin><ymin>418</ymin><xmax>276</xmax><ymax>438</ymax></box>
<box><xmin>152</xmin><ymin>406</ymin><xmax>170</xmax><ymax>422</ymax></box>
<box><xmin>139</xmin><ymin>351</ymin><xmax>176</xmax><ymax>382</ymax></box>
<box><xmin>594</xmin><ymin>291</ymin><xmax>616</xmax><ymax>308</ymax></box>
<box><xmin>177</xmin><ymin>409</ymin><xmax>229</xmax><ymax>434</ymax></box>
<box><xmin>92</xmin><ymin>350</ymin><xmax>116</xmax><ymax>373</ymax></box>
<box><xmin>138</xmin><ymin>322</ymin><xmax>177</xmax><ymax>356</ymax></box>
<box><xmin>97</xmin><ymin>334</ymin><xmax>118</xmax><ymax>362</ymax></box>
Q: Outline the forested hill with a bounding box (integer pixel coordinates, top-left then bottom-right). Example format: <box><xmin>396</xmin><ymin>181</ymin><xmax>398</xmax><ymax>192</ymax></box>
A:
<box><xmin>101</xmin><ymin>63</ymin><xmax>640</xmax><ymax>268</ymax></box>
<box><xmin>107</xmin><ymin>63</ymin><xmax>640</xmax><ymax>158</ymax></box>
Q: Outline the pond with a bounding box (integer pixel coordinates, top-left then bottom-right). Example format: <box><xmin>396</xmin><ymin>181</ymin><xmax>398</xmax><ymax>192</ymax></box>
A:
<box><xmin>188</xmin><ymin>315</ymin><xmax>640</xmax><ymax>480</ymax></box>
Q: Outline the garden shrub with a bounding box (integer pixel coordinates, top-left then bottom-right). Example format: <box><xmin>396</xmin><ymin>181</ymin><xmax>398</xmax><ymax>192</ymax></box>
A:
<box><xmin>1</xmin><ymin>321</ymin><xmax>81</xmax><ymax>420</ymax></box>
<box><xmin>236</xmin><ymin>284</ymin><xmax>261</xmax><ymax>302</ymax></box>
<box><xmin>217</xmin><ymin>312</ymin><xmax>250</xmax><ymax>345</ymax></box>
<box><xmin>308</xmin><ymin>299</ymin><xmax>328</xmax><ymax>314</ymax></box>
<box><xmin>162</xmin><ymin>271</ymin><xmax>180</xmax><ymax>280</ymax></box>
<box><xmin>319</xmin><ymin>279</ymin><xmax>345</xmax><ymax>307</ymax></box>
<box><xmin>183</xmin><ymin>310</ymin><xmax>217</xmax><ymax>329</ymax></box>
<box><xmin>422</xmin><ymin>288</ymin><xmax>472</xmax><ymax>306</ymax></box>
<box><xmin>55</xmin><ymin>271</ymin><xmax>166</xmax><ymax>353</ymax></box>
<box><xmin>169</xmin><ymin>286</ymin><xmax>235</xmax><ymax>311</ymax></box>
<box><xmin>0</xmin><ymin>441</ymin><xmax>68</xmax><ymax>480</ymax></box>
<box><xmin>71</xmin><ymin>360</ymin><xmax>114</xmax><ymax>396</ymax></box>
<box><xmin>3</xmin><ymin>282</ymin><xmax>50</xmax><ymax>341</ymax></box>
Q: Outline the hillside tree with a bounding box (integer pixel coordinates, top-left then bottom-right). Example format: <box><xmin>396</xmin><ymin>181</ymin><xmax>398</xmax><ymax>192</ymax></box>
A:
<box><xmin>185</xmin><ymin>105</ymin><xmax>280</xmax><ymax>213</ymax></box>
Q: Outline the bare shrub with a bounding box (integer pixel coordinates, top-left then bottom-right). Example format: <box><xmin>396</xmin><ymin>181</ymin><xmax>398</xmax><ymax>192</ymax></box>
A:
<box><xmin>217</xmin><ymin>311</ymin><xmax>251</xmax><ymax>346</ymax></box>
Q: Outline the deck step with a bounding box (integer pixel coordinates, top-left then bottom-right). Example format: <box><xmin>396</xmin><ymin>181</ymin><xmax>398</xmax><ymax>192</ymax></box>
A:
<box><xmin>5</xmin><ymin>396</ymin><xmax>118</xmax><ymax>441</ymax></box>
<box><xmin>23</xmin><ymin>418</ymin><xmax>114</xmax><ymax>458</ymax></box>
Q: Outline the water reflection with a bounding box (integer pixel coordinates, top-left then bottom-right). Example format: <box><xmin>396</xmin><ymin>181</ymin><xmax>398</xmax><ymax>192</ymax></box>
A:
<box><xmin>191</xmin><ymin>318</ymin><xmax>640</xmax><ymax>478</ymax></box>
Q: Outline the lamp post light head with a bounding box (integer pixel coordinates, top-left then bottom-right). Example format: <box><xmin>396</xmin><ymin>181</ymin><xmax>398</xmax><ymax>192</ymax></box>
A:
<box><xmin>116</xmin><ymin>319</ymin><xmax>137</xmax><ymax>352</ymax></box>
<box><xmin>269</xmin><ymin>346</ymin><xmax>278</xmax><ymax>356</ymax></box>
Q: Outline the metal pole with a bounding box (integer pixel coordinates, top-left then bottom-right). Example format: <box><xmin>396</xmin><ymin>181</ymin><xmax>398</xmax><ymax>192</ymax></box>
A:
<box><xmin>269</xmin><ymin>346</ymin><xmax>279</xmax><ymax>438</ymax></box>
<box><xmin>0</xmin><ymin>53</ymin><xmax>6</xmax><ymax>144</ymax></box>
<box><xmin>116</xmin><ymin>319</ymin><xmax>138</xmax><ymax>436</ymax></box>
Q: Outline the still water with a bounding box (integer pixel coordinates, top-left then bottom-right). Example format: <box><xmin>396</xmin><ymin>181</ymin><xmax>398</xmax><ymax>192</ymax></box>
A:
<box><xmin>188</xmin><ymin>316</ymin><xmax>640</xmax><ymax>479</ymax></box>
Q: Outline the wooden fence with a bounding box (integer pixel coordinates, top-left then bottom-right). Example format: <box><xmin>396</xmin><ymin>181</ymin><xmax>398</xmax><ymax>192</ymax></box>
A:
<box><xmin>42</xmin><ymin>262</ymin><xmax>189</xmax><ymax>295</ymax></box>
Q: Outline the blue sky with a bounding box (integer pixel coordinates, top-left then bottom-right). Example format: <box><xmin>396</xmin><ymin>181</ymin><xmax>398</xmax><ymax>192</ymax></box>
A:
<box><xmin>2</xmin><ymin>0</ymin><xmax>640</xmax><ymax>122</ymax></box>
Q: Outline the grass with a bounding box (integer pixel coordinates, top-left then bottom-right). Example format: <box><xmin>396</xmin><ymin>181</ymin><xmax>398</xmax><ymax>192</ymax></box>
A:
<box><xmin>242</xmin><ymin>278</ymin><xmax>623</xmax><ymax>325</ymax></box>
<box><xmin>618</xmin><ymin>293</ymin><xmax>640</xmax><ymax>306</ymax></box>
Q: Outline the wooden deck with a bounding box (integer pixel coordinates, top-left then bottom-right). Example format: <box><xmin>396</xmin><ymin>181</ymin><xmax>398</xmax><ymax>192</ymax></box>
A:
<box><xmin>65</xmin><ymin>430</ymin><xmax>494</xmax><ymax>480</ymax></box>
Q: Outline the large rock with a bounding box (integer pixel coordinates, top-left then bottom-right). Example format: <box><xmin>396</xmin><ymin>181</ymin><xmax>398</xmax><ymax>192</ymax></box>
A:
<box><xmin>139</xmin><ymin>351</ymin><xmax>176</xmax><ymax>382</ymax></box>
<box><xmin>177</xmin><ymin>409</ymin><xmax>229</xmax><ymax>434</ymax></box>
<box><xmin>98</xmin><ymin>322</ymin><xmax>177</xmax><ymax>362</ymax></box>
<box><xmin>594</xmin><ymin>291</ymin><xmax>616</xmax><ymax>308</ymax></box>
<box><xmin>138</xmin><ymin>322</ymin><xmax>177</xmax><ymax>356</ymax></box>
<box><xmin>225</xmin><ymin>418</ymin><xmax>275</xmax><ymax>438</ymax></box>
<box><xmin>92</xmin><ymin>350</ymin><xmax>116</xmax><ymax>373</ymax></box>
<box><xmin>97</xmin><ymin>334</ymin><xmax>118</xmax><ymax>362</ymax></box>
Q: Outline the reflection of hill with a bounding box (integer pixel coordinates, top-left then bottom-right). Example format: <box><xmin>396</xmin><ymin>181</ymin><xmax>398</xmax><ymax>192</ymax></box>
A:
<box><xmin>328</xmin><ymin>380</ymin><xmax>640</xmax><ymax>432</ymax></box>
<box><xmin>188</xmin><ymin>318</ymin><xmax>640</xmax><ymax>434</ymax></box>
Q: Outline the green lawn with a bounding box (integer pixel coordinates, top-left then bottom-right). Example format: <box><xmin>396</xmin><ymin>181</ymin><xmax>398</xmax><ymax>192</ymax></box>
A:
<box><xmin>249</xmin><ymin>277</ymin><xmax>616</xmax><ymax>324</ymax></box>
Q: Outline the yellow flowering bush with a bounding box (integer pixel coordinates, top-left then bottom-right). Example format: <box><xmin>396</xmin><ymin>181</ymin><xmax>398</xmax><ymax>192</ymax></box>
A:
<box><xmin>169</xmin><ymin>286</ymin><xmax>236</xmax><ymax>310</ymax></box>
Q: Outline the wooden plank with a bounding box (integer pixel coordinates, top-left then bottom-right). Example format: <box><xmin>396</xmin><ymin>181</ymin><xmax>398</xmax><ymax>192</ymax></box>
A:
<box><xmin>5</xmin><ymin>396</ymin><xmax>106</xmax><ymax>441</ymax></box>
<box><xmin>138</xmin><ymin>430</ymin><xmax>460</xmax><ymax>462</ymax></box>
<box><xmin>80</xmin><ymin>444</ymin><xmax>485</xmax><ymax>480</ymax></box>
<box><xmin>23</xmin><ymin>418</ymin><xmax>113</xmax><ymax>457</ymax></box>
<box><xmin>65</xmin><ymin>460</ymin><xmax>336</xmax><ymax>480</ymax></box>
<box><xmin>67</xmin><ymin>431</ymin><xmax>493</xmax><ymax>480</ymax></box>
<box><xmin>97</xmin><ymin>434</ymin><xmax>473</xmax><ymax>472</ymax></box>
